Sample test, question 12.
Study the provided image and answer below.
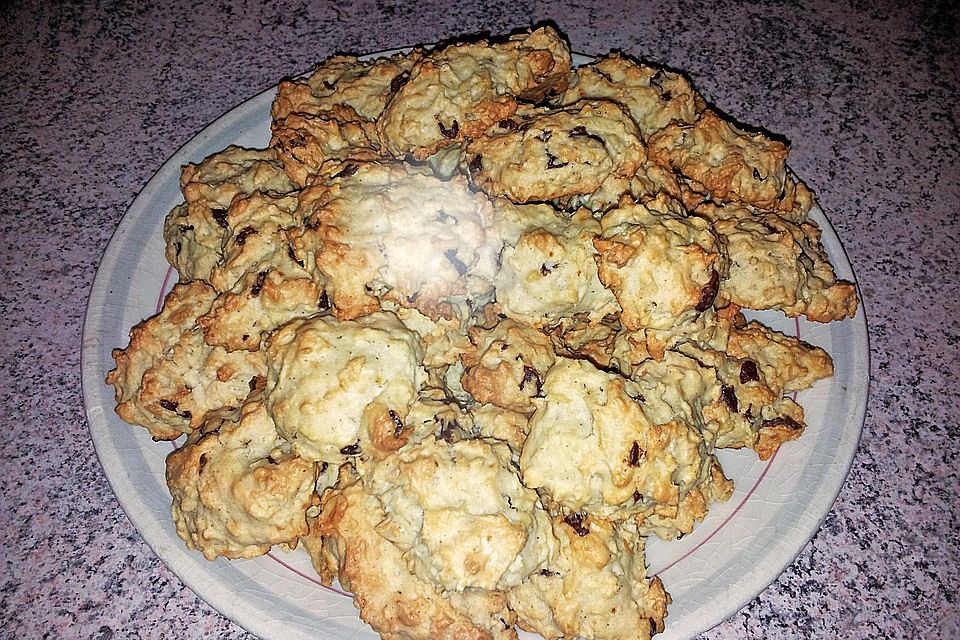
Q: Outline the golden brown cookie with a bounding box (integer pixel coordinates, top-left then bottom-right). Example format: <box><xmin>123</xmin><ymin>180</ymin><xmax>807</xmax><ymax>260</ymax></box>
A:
<box><xmin>558</xmin><ymin>52</ymin><xmax>705</xmax><ymax>140</ymax></box>
<box><xmin>508</xmin><ymin>516</ymin><xmax>670</xmax><ymax>640</ymax></box>
<box><xmin>594</xmin><ymin>194</ymin><xmax>727</xmax><ymax>332</ymax></box>
<box><xmin>465</xmin><ymin>99</ymin><xmax>645</xmax><ymax>207</ymax></box>
<box><xmin>311</xmin><ymin>469</ymin><xmax>519</xmax><ymax>640</ymax></box>
<box><xmin>378</xmin><ymin>27</ymin><xmax>572</xmax><ymax>159</ymax></box>
<box><xmin>264</xmin><ymin>311</ymin><xmax>426</xmax><ymax>463</ymax></box>
<box><xmin>166</xmin><ymin>400</ymin><xmax>318</xmax><ymax>560</ymax></box>
<box><xmin>163</xmin><ymin>146</ymin><xmax>296</xmax><ymax>283</ymax></box>
<box><xmin>106</xmin><ymin>281</ymin><xmax>266</xmax><ymax>440</ymax></box>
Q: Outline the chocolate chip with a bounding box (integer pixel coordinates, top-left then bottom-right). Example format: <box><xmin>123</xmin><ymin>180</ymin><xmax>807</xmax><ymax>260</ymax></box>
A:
<box><xmin>234</xmin><ymin>226</ymin><xmax>257</xmax><ymax>246</ymax></box>
<box><xmin>249</xmin><ymin>375</ymin><xmax>264</xmax><ymax>392</ymax></box>
<box><xmin>545</xmin><ymin>152</ymin><xmax>568</xmax><ymax>169</ymax></box>
<box><xmin>250</xmin><ymin>270</ymin><xmax>268</xmax><ymax>297</ymax></box>
<box><xmin>211</xmin><ymin>208</ymin><xmax>229</xmax><ymax>228</ymax></box>
<box><xmin>159</xmin><ymin>399</ymin><xmax>179</xmax><ymax>412</ymax></box>
<box><xmin>318</xmin><ymin>290</ymin><xmax>330</xmax><ymax>311</ymax></box>
<box><xmin>333</xmin><ymin>163</ymin><xmax>359</xmax><ymax>179</ymax></box>
<box><xmin>288</xmin><ymin>244</ymin><xmax>305</xmax><ymax>268</ymax></box>
<box><xmin>389</xmin><ymin>70</ymin><xmax>410</xmax><ymax>93</ymax></box>
<box><xmin>593</xmin><ymin>67</ymin><xmax>615</xmax><ymax>83</ymax></box>
<box><xmin>468</xmin><ymin>154</ymin><xmax>483</xmax><ymax>174</ymax></box>
<box><xmin>695</xmin><ymin>270</ymin><xmax>720</xmax><ymax>312</ymax></box>
<box><xmin>198</xmin><ymin>453</ymin><xmax>208</xmax><ymax>474</ymax></box>
<box><xmin>721</xmin><ymin>385</ymin><xmax>738</xmax><ymax>412</ymax></box>
<box><xmin>569</xmin><ymin>125</ymin><xmax>605</xmax><ymax>145</ymax></box>
<box><xmin>439</xmin><ymin>418</ymin><xmax>458</xmax><ymax>443</ymax></box>
<box><xmin>761</xmin><ymin>416</ymin><xmax>802</xmax><ymax>431</ymax></box>
<box><xmin>444</xmin><ymin>249</ymin><xmax>467</xmax><ymax>276</ymax></box>
<box><xmin>740</xmin><ymin>360</ymin><xmax>760</xmax><ymax>384</ymax></box>
<box><xmin>438</xmin><ymin>119</ymin><xmax>459</xmax><ymax>139</ymax></box>
<box><xmin>564</xmin><ymin>512</ymin><xmax>589</xmax><ymax>536</ymax></box>
<box><xmin>540</xmin><ymin>262</ymin><xmax>554</xmax><ymax>276</ymax></box>
<box><xmin>628</xmin><ymin>441</ymin><xmax>643</xmax><ymax>466</ymax></box>
<box><xmin>178</xmin><ymin>224</ymin><xmax>194</xmax><ymax>233</ymax></box>
<box><xmin>339</xmin><ymin>443</ymin><xmax>361</xmax><ymax>456</ymax></box>
<box><xmin>388</xmin><ymin>409</ymin><xmax>404</xmax><ymax>437</ymax></box>
<box><xmin>498</xmin><ymin>118</ymin><xmax>518</xmax><ymax>130</ymax></box>
<box><xmin>519</xmin><ymin>365</ymin><xmax>543</xmax><ymax>395</ymax></box>
<box><xmin>633</xmin><ymin>490</ymin><xmax>642</xmax><ymax>502</ymax></box>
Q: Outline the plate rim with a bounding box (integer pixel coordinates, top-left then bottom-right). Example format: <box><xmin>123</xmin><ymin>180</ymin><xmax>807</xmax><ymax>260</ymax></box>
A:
<box><xmin>81</xmin><ymin>47</ymin><xmax>869</xmax><ymax>640</ymax></box>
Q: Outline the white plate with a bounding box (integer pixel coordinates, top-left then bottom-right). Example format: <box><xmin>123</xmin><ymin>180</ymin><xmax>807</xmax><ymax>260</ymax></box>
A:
<box><xmin>81</xmin><ymin>51</ymin><xmax>869</xmax><ymax>640</ymax></box>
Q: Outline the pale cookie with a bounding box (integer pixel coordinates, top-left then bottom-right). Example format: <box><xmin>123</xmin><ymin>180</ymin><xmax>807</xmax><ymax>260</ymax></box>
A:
<box><xmin>461</xmin><ymin>318</ymin><xmax>557</xmax><ymax>414</ymax></box>
<box><xmin>637</xmin><ymin>458</ymin><xmax>733</xmax><ymax>540</ymax></box>
<box><xmin>558</xmin><ymin>53</ymin><xmax>705</xmax><ymax>140</ymax></box>
<box><xmin>363</xmin><ymin>437</ymin><xmax>556</xmax><ymax>591</ymax></box>
<box><xmin>594</xmin><ymin>194</ymin><xmax>727</xmax><ymax>332</ymax></box>
<box><xmin>106</xmin><ymin>281</ymin><xmax>266</xmax><ymax>440</ymax></box>
<box><xmin>520</xmin><ymin>358</ymin><xmax>710</xmax><ymax>519</ymax></box>
<box><xmin>163</xmin><ymin>146</ymin><xmax>296</xmax><ymax>283</ymax></box>
<box><xmin>264</xmin><ymin>311</ymin><xmax>426</xmax><ymax>463</ymax></box>
<box><xmin>634</xmin><ymin>347</ymin><xmax>808</xmax><ymax>459</ymax></box>
<box><xmin>550</xmin><ymin>303</ymin><xmax>739</xmax><ymax>374</ymax></box>
<box><xmin>310</xmin><ymin>470</ymin><xmax>519</xmax><ymax>640</ymax></box>
<box><xmin>165</xmin><ymin>400</ymin><xmax>318</xmax><ymax>560</ymax></box>
<box><xmin>300</xmin><ymin>162</ymin><xmax>498</xmax><ymax>320</ymax></box>
<box><xmin>508</xmin><ymin>517</ymin><xmax>670</xmax><ymax>640</ymax></box>
<box><xmin>378</xmin><ymin>27</ymin><xmax>572</xmax><ymax>159</ymax></box>
<box><xmin>465</xmin><ymin>99</ymin><xmax>645</xmax><ymax>206</ymax></box>
<box><xmin>494</xmin><ymin>205</ymin><xmax>619</xmax><ymax>325</ymax></box>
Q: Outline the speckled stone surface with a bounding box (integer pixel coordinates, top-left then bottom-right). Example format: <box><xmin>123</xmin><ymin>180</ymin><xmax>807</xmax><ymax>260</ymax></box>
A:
<box><xmin>1</xmin><ymin>0</ymin><xmax>957</xmax><ymax>638</ymax></box>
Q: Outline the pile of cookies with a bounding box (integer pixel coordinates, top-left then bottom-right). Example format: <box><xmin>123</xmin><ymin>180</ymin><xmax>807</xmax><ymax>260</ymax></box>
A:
<box><xmin>107</xmin><ymin>26</ymin><xmax>856</xmax><ymax>640</ymax></box>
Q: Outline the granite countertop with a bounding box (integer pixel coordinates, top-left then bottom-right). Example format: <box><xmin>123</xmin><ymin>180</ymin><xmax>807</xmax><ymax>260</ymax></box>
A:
<box><xmin>2</xmin><ymin>0</ymin><xmax>957</xmax><ymax>638</ymax></box>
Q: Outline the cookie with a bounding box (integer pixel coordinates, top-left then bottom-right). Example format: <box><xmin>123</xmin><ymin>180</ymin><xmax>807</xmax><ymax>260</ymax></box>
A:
<box><xmin>165</xmin><ymin>400</ymin><xmax>318</xmax><ymax>560</ymax></box>
<box><xmin>461</xmin><ymin>317</ymin><xmax>557</xmax><ymax>414</ymax></box>
<box><xmin>594</xmin><ymin>194</ymin><xmax>726</xmax><ymax>332</ymax></box>
<box><xmin>272</xmin><ymin>51</ymin><xmax>423</xmax><ymax>124</ymax></box>
<box><xmin>558</xmin><ymin>53</ymin><xmax>705</xmax><ymax>140</ymax></box>
<box><xmin>106</xmin><ymin>281</ymin><xmax>266</xmax><ymax>440</ymax></box>
<box><xmin>264</xmin><ymin>311</ymin><xmax>426</xmax><ymax>463</ymax></box>
<box><xmin>299</xmin><ymin>162</ymin><xmax>498</xmax><ymax>320</ymax></box>
<box><xmin>163</xmin><ymin>146</ymin><xmax>296</xmax><ymax>283</ymax></box>
<box><xmin>378</xmin><ymin>27</ymin><xmax>572</xmax><ymax>159</ymax></box>
<box><xmin>493</xmin><ymin>205</ymin><xmax>619</xmax><ymax>325</ymax></box>
<box><xmin>311</xmin><ymin>469</ymin><xmax>518</xmax><ymax>640</ymax></box>
<box><xmin>363</xmin><ymin>437</ymin><xmax>556</xmax><ymax>591</ymax></box>
<box><xmin>648</xmin><ymin>109</ymin><xmax>806</xmax><ymax>211</ymax></box>
<box><xmin>702</xmin><ymin>204</ymin><xmax>858</xmax><ymax>322</ymax></box>
<box><xmin>465</xmin><ymin>99</ymin><xmax>645</xmax><ymax>206</ymax></box>
<box><xmin>508</xmin><ymin>516</ymin><xmax>670</xmax><ymax>640</ymax></box>
<box><xmin>270</xmin><ymin>105</ymin><xmax>383</xmax><ymax>187</ymax></box>
<box><xmin>520</xmin><ymin>358</ymin><xmax>712</xmax><ymax>519</ymax></box>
